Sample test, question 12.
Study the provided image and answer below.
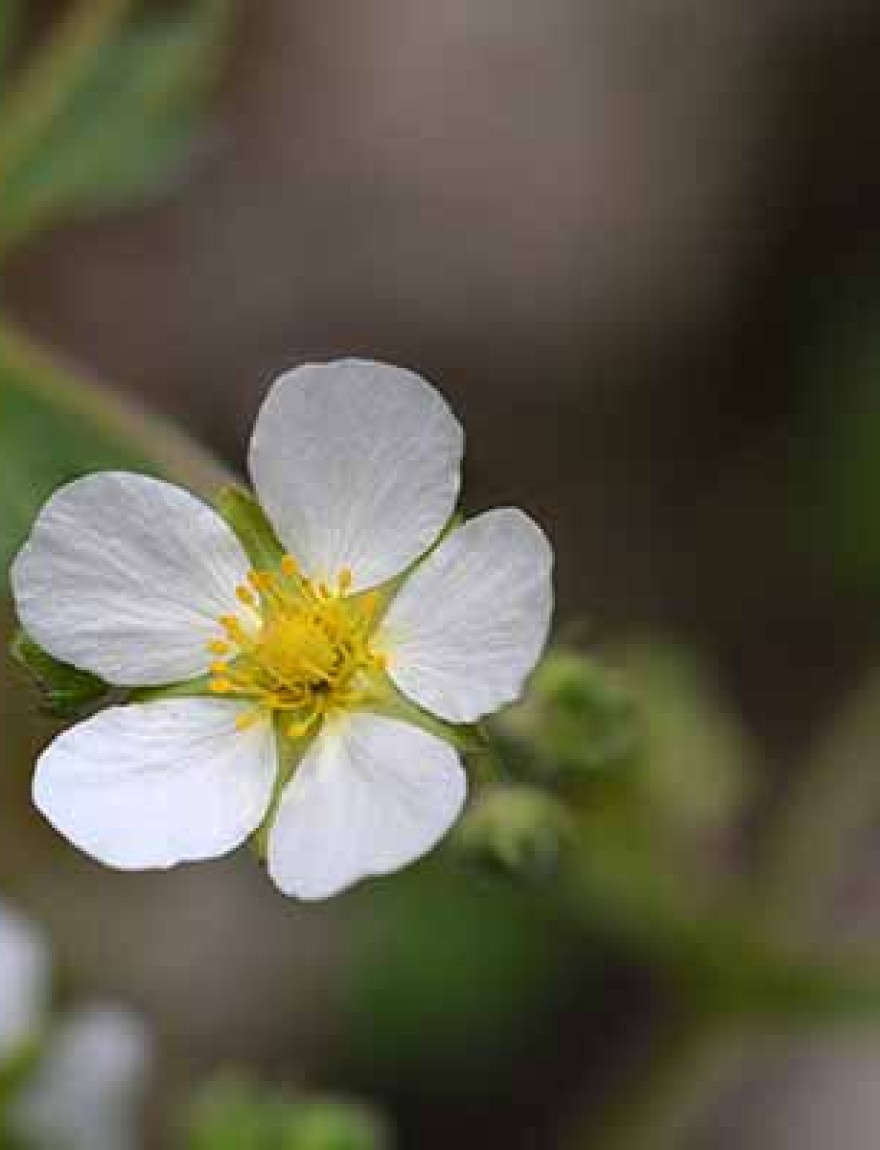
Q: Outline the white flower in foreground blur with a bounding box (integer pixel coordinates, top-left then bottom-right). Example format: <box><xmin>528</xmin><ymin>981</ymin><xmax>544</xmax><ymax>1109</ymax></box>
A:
<box><xmin>0</xmin><ymin>900</ymin><xmax>150</xmax><ymax>1150</ymax></box>
<box><xmin>0</xmin><ymin>900</ymin><xmax>49</xmax><ymax>1065</ymax></box>
<box><xmin>11</xmin><ymin>360</ymin><xmax>554</xmax><ymax>899</ymax></box>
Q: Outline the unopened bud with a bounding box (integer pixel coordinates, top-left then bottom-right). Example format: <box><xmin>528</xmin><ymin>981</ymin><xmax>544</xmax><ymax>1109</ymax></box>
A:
<box><xmin>453</xmin><ymin>784</ymin><xmax>574</xmax><ymax>882</ymax></box>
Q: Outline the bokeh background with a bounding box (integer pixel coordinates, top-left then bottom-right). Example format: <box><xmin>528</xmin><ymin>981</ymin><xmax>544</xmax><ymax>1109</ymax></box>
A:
<box><xmin>5</xmin><ymin>1</ymin><xmax>880</xmax><ymax>1146</ymax></box>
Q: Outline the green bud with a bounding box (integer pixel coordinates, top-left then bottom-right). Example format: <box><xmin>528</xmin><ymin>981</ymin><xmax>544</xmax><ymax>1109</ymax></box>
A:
<box><xmin>613</xmin><ymin>640</ymin><xmax>754</xmax><ymax>840</ymax></box>
<box><xmin>452</xmin><ymin>784</ymin><xmax>574</xmax><ymax>883</ymax></box>
<box><xmin>9</xmin><ymin>629</ymin><xmax>111</xmax><ymax>719</ymax></box>
<box><xmin>281</xmin><ymin>1100</ymin><xmax>391</xmax><ymax>1150</ymax></box>
<box><xmin>498</xmin><ymin>648</ymin><xmax>641</xmax><ymax>781</ymax></box>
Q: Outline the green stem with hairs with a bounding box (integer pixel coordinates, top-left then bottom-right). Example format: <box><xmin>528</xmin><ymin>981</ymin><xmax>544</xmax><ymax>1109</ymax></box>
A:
<box><xmin>0</xmin><ymin>311</ymin><xmax>230</xmax><ymax>496</ymax></box>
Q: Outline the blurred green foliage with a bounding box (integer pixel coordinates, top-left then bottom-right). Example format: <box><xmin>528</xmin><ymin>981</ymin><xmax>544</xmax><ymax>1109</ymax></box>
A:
<box><xmin>186</xmin><ymin>1079</ymin><xmax>391</xmax><ymax>1150</ymax></box>
<box><xmin>0</xmin><ymin>0</ymin><xmax>234</xmax><ymax>593</ymax></box>
<box><xmin>343</xmin><ymin>869</ymin><xmax>582</xmax><ymax>1093</ymax></box>
<box><xmin>0</xmin><ymin>0</ymin><xmax>233</xmax><ymax>255</ymax></box>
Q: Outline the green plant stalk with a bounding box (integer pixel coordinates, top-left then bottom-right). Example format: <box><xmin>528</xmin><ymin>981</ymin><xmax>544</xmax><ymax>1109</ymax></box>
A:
<box><xmin>0</xmin><ymin>311</ymin><xmax>230</xmax><ymax>496</ymax></box>
<box><xmin>559</xmin><ymin>780</ymin><xmax>880</xmax><ymax>1149</ymax></box>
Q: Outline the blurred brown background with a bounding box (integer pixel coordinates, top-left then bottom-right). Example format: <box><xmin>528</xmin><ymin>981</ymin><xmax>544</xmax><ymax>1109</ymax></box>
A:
<box><xmin>5</xmin><ymin>1</ymin><xmax>880</xmax><ymax>1146</ymax></box>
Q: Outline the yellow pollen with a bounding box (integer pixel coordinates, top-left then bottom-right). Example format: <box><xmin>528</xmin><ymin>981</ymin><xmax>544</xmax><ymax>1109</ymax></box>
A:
<box><xmin>208</xmin><ymin>563</ymin><xmax>385</xmax><ymax>736</ymax></box>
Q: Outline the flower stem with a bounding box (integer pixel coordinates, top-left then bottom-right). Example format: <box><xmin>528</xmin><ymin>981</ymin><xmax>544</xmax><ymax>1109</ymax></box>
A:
<box><xmin>0</xmin><ymin>310</ymin><xmax>230</xmax><ymax>495</ymax></box>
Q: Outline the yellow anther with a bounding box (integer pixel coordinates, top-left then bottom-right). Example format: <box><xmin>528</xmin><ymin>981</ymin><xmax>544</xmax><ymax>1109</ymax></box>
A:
<box><xmin>208</xmin><ymin>640</ymin><xmax>230</xmax><ymax>655</ymax></box>
<box><xmin>219</xmin><ymin>615</ymin><xmax>247</xmax><ymax>642</ymax></box>
<box><xmin>235</xmin><ymin>711</ymin><xmax>261</xmax><ymax>731</ymax></box>
<box><xmin>248</xmin><ymin>569</ymin><xmax>274</xmax><ymax>590</ymax></box>
<box><xmin>281</xmin><ymin>555</ymin><xmax>299</xmax><ymax>578</ymax></box>
<box><xmin>210</xmin><ymin>678</ymin><xmax>234</xmax><ymax>694</ymax></box>
<box><xmin>236</xmin><ymin>585</ymin><xmax>256</xmax><ymax>606</ymax></box>
<box><xmin>372</xmin><ymin>651</ymin><xmax>388</xmax><ymax>671</ymax></box>
<box><xmin>210</xmin><ymin>661</ymin><xmax>229</xmax><ymax>675</ymax></box>
<box><xmin>338</xmin><ymin>567</ymin><xmax>353</xmax><ymax>594</ymax></box>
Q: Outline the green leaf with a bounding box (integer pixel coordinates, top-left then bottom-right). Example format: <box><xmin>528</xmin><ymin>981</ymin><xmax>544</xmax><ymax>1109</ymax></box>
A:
<box><xmin>0</xmin><ymin>0</ymin><xmax>234</xmax><ymax>254</ymax></box>
<box><xmin>215</xmin><ymin>486</ymin><xmax>284</xmax><ymax>570</ymax></box>
<box><xmin>0</xmin><ymin>315</ymin><xmax>229</xmax><ymax>596</ymax></box>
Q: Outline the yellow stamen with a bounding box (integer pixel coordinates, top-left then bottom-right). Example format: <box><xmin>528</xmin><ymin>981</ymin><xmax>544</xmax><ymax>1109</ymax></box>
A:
<box><xmin>207</xmin><ymin>564</ymin><xmax>387</xmax><ymax>737</ymax></box>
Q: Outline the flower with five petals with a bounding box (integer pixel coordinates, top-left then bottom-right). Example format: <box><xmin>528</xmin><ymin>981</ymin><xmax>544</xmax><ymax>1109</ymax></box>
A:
<box><xmin>12</xmin><ymin>360</ymin><xmax>553</xmax><ymax>899</ymax></box>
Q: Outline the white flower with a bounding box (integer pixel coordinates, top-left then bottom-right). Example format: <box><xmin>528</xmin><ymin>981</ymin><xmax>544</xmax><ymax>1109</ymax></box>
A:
<box><xmin>0</xmin><ymin>899</ymin><xmax>150</xmax><ymax>1150</ymax></box>
<box><xmin>11</xmin><ymin>360</ymin><xmax>554</xmax><ymax>900</ymax></box>
<box><xmin>10</xmin><ymin>1008</ymin><xmax>152</xmax><ymax>1150</ymax></box>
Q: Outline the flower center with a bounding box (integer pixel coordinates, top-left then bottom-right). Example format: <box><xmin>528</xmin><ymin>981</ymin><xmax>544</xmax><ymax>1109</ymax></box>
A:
<box><xmin>207</xmin><ymin>556</ymin><xmax>386</xmax><ymax>737</ymax></box>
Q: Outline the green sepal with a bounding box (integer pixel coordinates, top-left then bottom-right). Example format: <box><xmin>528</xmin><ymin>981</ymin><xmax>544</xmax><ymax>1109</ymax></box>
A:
<box><xmin>129</xmin><ymin>675</ymin><xmax>212</xmax><ymax>704</ymax></box>
<box><xmin>250</xmin><ymin>717</ymin><xmax>313</xmax><ymax>863</ymax></box>
<box><xmin>9</xmin><ymin>629</ymin><xmax>113</xmax><ymax>718</ymax></box>
<box><xmin>214</xmin><ymin>485</ymin><xmax>283</xmax><ymax>571</ymax></box>
<box><xmin>364</xmin><ymin>674</ymin><xmax>499</xmax><ymax>770</ymax></box>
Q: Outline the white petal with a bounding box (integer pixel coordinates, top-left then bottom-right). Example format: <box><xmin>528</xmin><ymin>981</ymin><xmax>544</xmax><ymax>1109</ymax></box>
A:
<box><xmin>268</xmin><ymin>712</ymin><xmax>466</xmax><ymax>900</ymax></box>
<box><xmin>33</xmin><ymin>700</ymin><xmax>276</xmax><ymax>871</ymax></box>
<box><xmin>0</xmin><ymin>901</ymin><xmax>50</xmax><ymax>1063</ymax></box>
<box><xmin>11</xmin><ymin>472</ymin><xmax>251</xmax><ymax>686</ymax></box>
<box><xmin>248</xmin><ymin>359</ymin><xmax>463</xmax><ymax>591</ymax></box>
<box><xmin>379</xmin><ymin>508</ymin><xmax>554</xmax><ymax>723</ymax></box>
<box><xmin>11</xmin><ymin>1006</ymin><xmax>152</xmax><ymax>1150</ymax></box>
